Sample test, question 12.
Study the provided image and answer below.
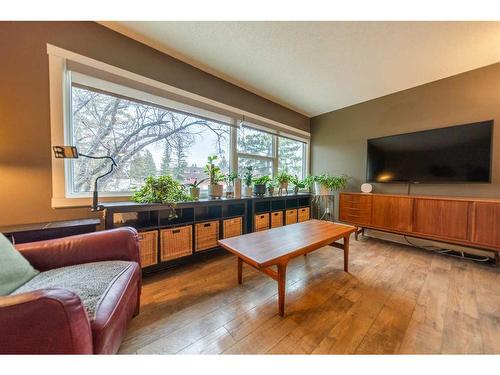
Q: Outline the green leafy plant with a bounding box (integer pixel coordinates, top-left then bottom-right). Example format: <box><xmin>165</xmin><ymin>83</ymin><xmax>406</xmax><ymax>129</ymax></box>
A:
<box><xmin>204</xmin><ymin>155</ymin><xmax>224</xmax><ymax>185</ymax></box>
<box><xmin>314</xmin><ymin>173</ymin><xmax>350</xmax><ymax>190</ymax></box>
<box><xmin>253</xmin><ymin>175</ymin><xmax>272</xmax><ymax>186</ymax></box>
<box><xmin>303</xmin><ymin>175</ymin><xmax>315</xmax><ymax>188</ymax></box>
<box><xmin>243</xmin><ymin>166</ymin><xmax>253</xmax><ymax>187</ymax></box>
<box><xmin>132</xmin><ymin>175</ymin><xmax>190</xmax><ymax>219</ymax></box>
<box><xmin>276</xmin><ymin>171</ymin><xmax>292</xmax><ymax>185</ymax></box>
<box><xmin>225</xmin><ymin>171</ymin><xmax>239</xmax><ymax>184</ymax></box>
<box><xmin>185</xmin><ymin>178</ymin><xmax>207</xmax><ymax>188</ymax></box>
<box><xmin>290</xmin><ymin>175</ymin><xmax>306</xmax><ymax>189</ymax></box>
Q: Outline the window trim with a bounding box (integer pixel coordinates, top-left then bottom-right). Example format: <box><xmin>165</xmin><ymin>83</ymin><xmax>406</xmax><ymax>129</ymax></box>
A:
<box><xmin>48</xmin><ymin>44</ymin><xmax>310</xmax><ymax>208</ymax></box>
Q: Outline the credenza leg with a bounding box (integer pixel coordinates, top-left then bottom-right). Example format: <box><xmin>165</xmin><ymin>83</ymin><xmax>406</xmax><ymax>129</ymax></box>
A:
<box><xmin>237</xmin><ymin>257</ymin><xmax>243</xmax><ymax>284</ymax></box>
<box><xmin>277</xmin><ymin>263</ymin><xmax>287</xmax><ymax>317</ymax></box>
<box><xmin>344</xmin><ymin>235</ymin><xmax>350</xmax><ymax>272</ymax></box>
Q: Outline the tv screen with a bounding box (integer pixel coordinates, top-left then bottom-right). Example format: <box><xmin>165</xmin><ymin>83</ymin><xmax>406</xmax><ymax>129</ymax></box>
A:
<box><xmin>366</xmin><ymin>120</ymin><xmax>493</xmax><ymax>183</ymax></box>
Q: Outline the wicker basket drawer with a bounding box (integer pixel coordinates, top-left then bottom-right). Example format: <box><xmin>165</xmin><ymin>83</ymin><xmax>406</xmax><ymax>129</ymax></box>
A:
<box><xmin>254</xmin><ymin>213</ymin><xmax>270</xmax><ymax>232</ymax></box>
<box><xmin>298</xmin><ymin>207</ymin><xmax>310</xmax><ymax>222</ymax></box>
<box><xmin>270</xmin><ymin>211</ymin><xmax>283</xmax><ymax>228</ymax></box>
<box><xmin>138</xmin><ymin>230</ymin><xmax>158</xmax><ymax>268</ymax></box>
<box><xmin>223</xmin><ymin>217</ymin><xmax>243</xmax><ymax>239</ymax></box>
<box><xmin>285</xmin><ymin>209</ymin><xmax>298</xmax><ymax>225</ymax></box>
<box><xmin>160</xmin><ymin>225</ymin><xmax>192</xmax><ymax>261</ymax></box>
<box><xmin>195</xmin><ymin>221</ymin><xmax>220</xmax><ymax>252</ymax></box>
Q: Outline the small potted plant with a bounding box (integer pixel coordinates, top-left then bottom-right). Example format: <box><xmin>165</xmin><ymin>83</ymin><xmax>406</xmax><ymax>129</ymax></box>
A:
<box><xmin>132</xmin><ymin>175</ymin><xmax>190</xmax><ymax>219</ymax></box>
<box><xmin>313</xmin><ymin>173</ymin><xmax>350</xmax><ymax>195</ymax></box>
<box><xmin>276</xmin><ymin>171</ymin><xmax>291</xmax><ymax>195</ymax></box>
<box><xmin>186</xmin><ymin>178</ymin><xmax>207</xmax><ymax>200</ymax></box>
<box><xmin>290</xmin><ymin>175</ymin><xmax>306</xmax><ymax>195</ymax></box>
<box><xmin>243</xmin><ymin>166</ymin><xmax>253</xmax><ymax>197</ymax></box>
<box><xmin>225</xmin><ymin>171</ymin><xmax>238</xmax><ymax>198</ymax></box>
<box><xmin>253</xmin><ymin>175</ymin><xmax>271</xmax><ymax>196</ymax></box>
<box><xmin>267</xmin><ymin>179</ymin><xmax>277</xmax><ymax>196</ymax></box>
<box><xmin>204</xmin><ymin>155</ymin><xmax>224</xmax><ymax>199</ymax></box>
<box><xmin>303</xmin><ymin>175</ymin><xmax>315</xmax><ymax>193</ymax></box>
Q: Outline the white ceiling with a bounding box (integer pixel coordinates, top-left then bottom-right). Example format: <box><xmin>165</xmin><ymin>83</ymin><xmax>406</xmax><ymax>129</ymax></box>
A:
<box><xmin>103</xmin><ymin>21</ymin><xmax>500</xmax><ymax>117</ymax></box>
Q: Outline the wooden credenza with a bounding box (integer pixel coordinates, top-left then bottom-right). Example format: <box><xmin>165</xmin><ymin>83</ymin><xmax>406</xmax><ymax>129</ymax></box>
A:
<box><xmin>339</xmin><ymin>192</ymin><xmax>500</xmax><ymax>261</ymax></box>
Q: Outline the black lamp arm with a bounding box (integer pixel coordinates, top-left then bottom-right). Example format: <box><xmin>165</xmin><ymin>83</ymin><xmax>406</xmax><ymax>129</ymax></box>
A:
<box><xmin>79</xmin><ymin>153</ymin><xmax>117</xmax><ymax>211</ymax></box>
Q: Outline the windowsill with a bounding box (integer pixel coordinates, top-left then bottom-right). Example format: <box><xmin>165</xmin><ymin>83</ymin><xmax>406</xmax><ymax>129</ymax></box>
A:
<box><xmin>52</xmin><ymin>195</ymin><xmax>132</xmax><ymax>209</ymax></box>
<box><xmin>53</xmin><ymin>191</ymin><xmax>312</xmax><ymax>209</ymax></box>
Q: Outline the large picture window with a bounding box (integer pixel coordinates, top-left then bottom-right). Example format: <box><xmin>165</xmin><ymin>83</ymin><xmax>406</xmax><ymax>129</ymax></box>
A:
<box><xmin>68</xmin><ymin>82</ymin><xmax>230</xmax><ymax>196</ymax></box>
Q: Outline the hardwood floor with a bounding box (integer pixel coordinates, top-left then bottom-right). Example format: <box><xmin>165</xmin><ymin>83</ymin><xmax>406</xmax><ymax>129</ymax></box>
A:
<box><xmin>119</xmin><ymin>236</ymin><xmax>500</xmax><ymax>354</ymax></box>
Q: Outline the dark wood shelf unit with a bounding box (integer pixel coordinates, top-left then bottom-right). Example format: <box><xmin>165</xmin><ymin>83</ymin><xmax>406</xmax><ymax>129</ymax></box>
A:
<box><xmin>1</xmin><ymin>219</ymin><xmax>101</xmax><ymax>244</ymax></box>
<box><xmin>103</xmin><ymin>194</ymin><xmax>311</xmax><ymax>275</ymax></box>
<box><xmin>247</xmin><ymin>194</ymin><xmax>312</xmax><ymax>232</ymax></box>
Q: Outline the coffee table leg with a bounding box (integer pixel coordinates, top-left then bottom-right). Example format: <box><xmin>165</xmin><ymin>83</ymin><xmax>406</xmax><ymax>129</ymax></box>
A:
<box><xmin>344</xmin><ymin>235</ymin><xmax>350</xmax><ymax>272</ymax></box>
<box><xmin>277</xmin><ymin>263</ymin><xmax>287</xmax><ymax>317</ymax></box>
<box><xmin>237</xmin><ymin>257</ymin><xmax>243</xmax><ymax>284</ymax></box>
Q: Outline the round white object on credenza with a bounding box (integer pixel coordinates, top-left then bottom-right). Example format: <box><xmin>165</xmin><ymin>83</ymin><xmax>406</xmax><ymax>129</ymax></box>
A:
<box><xmin>361</xmin><ymin>183</ymin><xmax>373</xmax><ymax>193</ymax></box>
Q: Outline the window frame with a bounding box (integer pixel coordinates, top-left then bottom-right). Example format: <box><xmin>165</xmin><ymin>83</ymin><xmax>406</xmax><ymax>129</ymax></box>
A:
<box><xmin>236</xmin><ymin>124</ymin><xmax>309</xmax><ymax>180</ymax></box>
<box><xmin>48</xmin><ymin>44</ymin><xmax>310</xmax><ymax>208</ymax></box>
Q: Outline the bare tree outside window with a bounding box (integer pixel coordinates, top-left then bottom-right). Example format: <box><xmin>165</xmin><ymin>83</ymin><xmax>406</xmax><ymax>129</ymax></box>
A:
<box><xmin>70</xmin><ymin>85</ymin><xmax>230</xmax><ymax>194</ymax></box>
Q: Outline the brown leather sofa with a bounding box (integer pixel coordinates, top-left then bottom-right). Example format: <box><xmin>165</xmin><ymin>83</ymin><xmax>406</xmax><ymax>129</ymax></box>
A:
<box><xmin>0</xmin><ymin>227</ymin><xmax>141</xmax><ymax>354</ymax></box>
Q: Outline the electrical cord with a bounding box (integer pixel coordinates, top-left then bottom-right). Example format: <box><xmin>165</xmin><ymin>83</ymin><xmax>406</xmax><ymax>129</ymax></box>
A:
<box><xmin>403</xmin><ymin>235</ymin><xmax>491</xmax><ymax>263</ymax></box>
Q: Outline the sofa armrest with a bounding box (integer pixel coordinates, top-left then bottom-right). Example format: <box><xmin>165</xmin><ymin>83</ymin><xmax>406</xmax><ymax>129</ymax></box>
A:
<box><xmin>0</xmin><ymin>288</ymin><xmax>93</xmax><ymax>354</ymax></box>
<box><xmin>15</xmin><ymin>227</ymin><xmax>140</xmax><ymax>271</ymax></box>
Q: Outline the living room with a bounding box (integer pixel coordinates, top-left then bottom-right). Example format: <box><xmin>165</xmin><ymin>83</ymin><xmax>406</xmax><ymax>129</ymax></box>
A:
<box><xmin>1</xmin><ymin>0</ymin><xmax>499</xmax><ymax>372</ymax></box>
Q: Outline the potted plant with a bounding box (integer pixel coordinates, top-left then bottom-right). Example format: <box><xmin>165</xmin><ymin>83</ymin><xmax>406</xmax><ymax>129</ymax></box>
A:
<box><xmin>303</xmin><ymin>175</ymin><xmax>315</xmax><ymax>193</ymax></box>
<box><xmin>132</xmin><ymin>175</ymin><xmax>190</xmax><ymax>219</ymax></box>
<box><xmin>185</xmin><ymin>178</ymin><xmax>207</xmax><ymax>200</ymax></box>
<box><xmin>225</xmin><ymin>171</ymin><xmax>238</xmax><ymax>198</ymax></box>
<box><xmin>204</xmin><ymin>155</ymin><xmax>224</xmax><ymax>199</ymax></box>
<box><xmin>243</xmin><ymin>166</ymin><xmax>253</xmax><ymax>197</ymax></box>
<box><xmin>253</xmin><ymin>175</ymin><xmax>271</xmax><ymax>196</ymax></box>
<box><xmin>313</xmin><ymin>173</ymin><xmax>350</xmax><ymax>195</ymax></box>
<box><xmin>267</xmin><ymin>179</ymin><xmax>277</xmax><ymax>196</ymax></box>
<box><xmin>276</xmin><ymin>171</ymin><xmax>291</xmax><ymax>195</ymax></box>
<box><xmin>290</xmin><ymin>175</ymin><xmax>306</xmax><ymax>195</ymax></box>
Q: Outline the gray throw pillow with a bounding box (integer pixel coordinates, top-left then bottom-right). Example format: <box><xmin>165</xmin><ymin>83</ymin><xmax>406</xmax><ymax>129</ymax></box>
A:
<box><xmin>0</xmin><ymin>234</ymin><xmax>39</xmax><ymax>295</ymax></box>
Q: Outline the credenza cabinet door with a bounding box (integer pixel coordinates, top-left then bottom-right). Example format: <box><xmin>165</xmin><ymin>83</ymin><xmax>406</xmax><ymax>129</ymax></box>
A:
<box><xmin>371</xmin><ymin>196</ymin><xmax>413</xmax><ymax>232</ymax></box>
<box><xmin>473</xmin><ymin>202</ymin><xmax>500</xmax><ymax>247</ymax></box>
<box><xmin>413</xmin><ymin>199</ymin><xmax>469</xmax><ymax>241</ymax></box>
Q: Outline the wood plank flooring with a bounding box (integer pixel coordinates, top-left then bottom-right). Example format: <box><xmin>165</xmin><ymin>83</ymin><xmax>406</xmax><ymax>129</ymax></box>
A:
<box><xmin>119</xmin><ymin>236</ymin><xmax>500</xmax><ymax>354</ymax></box>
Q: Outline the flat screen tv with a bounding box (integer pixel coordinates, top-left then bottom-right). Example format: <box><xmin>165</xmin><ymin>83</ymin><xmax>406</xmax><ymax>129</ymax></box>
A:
<box><xmin>366</xmin><ymin>120</ymin><xmax>493</xmax><ymax>183</ymax></box>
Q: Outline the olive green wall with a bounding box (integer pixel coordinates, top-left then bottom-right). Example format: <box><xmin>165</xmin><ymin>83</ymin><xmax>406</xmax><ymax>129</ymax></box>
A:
<box><xmin>0</xmin><ymin>22</ymin><xmax>309</xmax><ymax>227</ymax></box>
<box><xmin>311</xmin><ymin>62</ymin><xmax>500</xmax><ymax>209</ymax></box>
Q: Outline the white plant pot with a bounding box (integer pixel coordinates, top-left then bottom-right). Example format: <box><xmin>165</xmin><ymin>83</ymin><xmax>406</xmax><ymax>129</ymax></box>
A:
<box><xmin>313</xmin><ymin>182</ymin><xmax>331</xmax><ymax>195</ymax></box>
<box><xmin>243</xmin><ymin>186</ymin><xmax>253</xmax><ymax>197</ymax></box>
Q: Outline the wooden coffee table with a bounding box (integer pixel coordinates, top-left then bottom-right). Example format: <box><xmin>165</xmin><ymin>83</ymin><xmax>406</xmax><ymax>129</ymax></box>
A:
<box><xmin>218</xmin><ymin>219</ymin><xmax>356</xmax><ymax>316</ymax></box>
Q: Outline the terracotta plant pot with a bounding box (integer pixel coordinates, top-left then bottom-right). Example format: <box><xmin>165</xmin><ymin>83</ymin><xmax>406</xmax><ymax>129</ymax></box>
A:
<box><xmin>253</xmin><ymin>184</ymin><xmax>266</xmax><ymax>196</ymax></box>
<box><xmin>189</xmin><ymin>187</ymin><xmax>200</xmax><ymax>200</ymax></box>
<box><xmin>234</xmin><ymin>178</ymin><xmax>242</xmax><ymax>199</ymax></box>
<box><xmin>208</xmin><ymin>184</ymin><xmax>223</xmax><ymax>199</ymax></box>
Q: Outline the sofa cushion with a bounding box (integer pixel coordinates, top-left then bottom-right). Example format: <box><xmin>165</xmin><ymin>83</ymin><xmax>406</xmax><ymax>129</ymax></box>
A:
<box><xmin>11</xmin><ymin>260</ymin><xmax>134</xmax><ymax>321</ymax></box>
<box><xmin>0</xmin><ymin>233</ymin><xmax>39</xmax><ymax>296</ymax></box>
